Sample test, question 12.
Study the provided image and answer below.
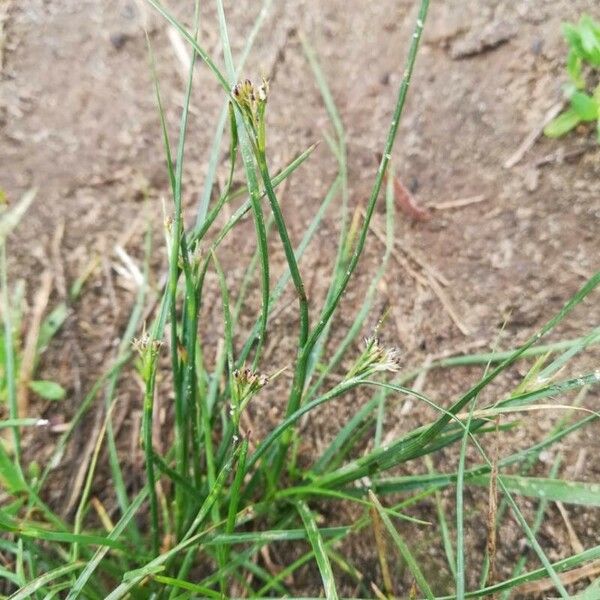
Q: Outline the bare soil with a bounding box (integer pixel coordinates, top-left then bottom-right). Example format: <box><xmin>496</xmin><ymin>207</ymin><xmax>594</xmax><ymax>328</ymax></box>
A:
<box><xmin>1</xmin><ymin>0</ymin><xmax>599</xmax><ymax>597</ymax></box>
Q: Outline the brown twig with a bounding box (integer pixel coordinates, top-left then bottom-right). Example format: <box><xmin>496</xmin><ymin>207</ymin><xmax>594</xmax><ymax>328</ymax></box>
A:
<box><xmin>516</xmin><ymin>559</ymin><xmax>600</xmax><ymax>595</ymax></box>
<box><xmin>503</xmin><ymin>100</ymin><xmax>565</xmax><ymax>169</ymax></box>
<box><xmin>534</xmin><ymin>143</ymin><xmax>594</xmax><ymax>168</ymax></box>
<box><xmin>425</xmin><ymin>273</ymin><xmax>470</xmax><ymax>336</ymax></box>
<box><xmin>429</xmin><ymin>194</ymin><xmax>487</xmax><ymax>211</ymax></box>
<box><xmin>260</xmin><ymin>545</ymin><xmax>288</xmax><ymax>582</ymax></box>
<box><xmin>360</xmin><ymin>208</ymin><xmax>429</xmax><ymax>286</ymax></box>
<box><xmin>102</xmin><ymin>256</ymin><xmax>119</xmax><ymax>320</ymax></box>
<box><xmin>370</xmin><ymin>504</ymin><xmax>394</xmax><ymax>597</ymax></box>
<box><xmin>556</xmin><ymin>501</ymin><xmax>584</xmax><ymax>555</ymax></box>
<box><xmin>573</xmin><ymin>448</ymin><xmax>587</xmax><ymax>479</ymax></box>
<box><xmin>91</xmin><ymin>497</ymin><xmax>115</xmax><ymax>531</ymax></box>
<box><xmin>63</xmin><ymin>405</ymin><xmax>105</xmax><ymax>516</ymax></box>
<box><xmin>397</xmin><ymin>239</ymin><xmax>449</xmax><ymax>287</ymax></box>
<box><xmin>370</xmin><ymin>581</ymin><xmax>389</xmax><ymax>600</ymax></box>
<box><xmin>51</xmin><ymin>219</ymin><xmax>67</xmax><ymax>298</ymax></box>
<box><xmin>365</xmin><ymin>211</ymin><xmax>469</xmax><ymax>335</ymax></box>
<box><xmin>18</xmin><ymin>270</ymin><xmax>53</xmax><ymax>418</ymax></box>
<box><xmin>392</xmin><ymin>249</ymin><xmax>429</xmax><ymax>287</ymax></box>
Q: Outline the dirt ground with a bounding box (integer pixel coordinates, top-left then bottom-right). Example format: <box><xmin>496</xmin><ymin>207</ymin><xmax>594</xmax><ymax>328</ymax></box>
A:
<box><xmin>1</xmin><ymin>0</ymin><xmax>600</xmax><ymax>597</ymax></box>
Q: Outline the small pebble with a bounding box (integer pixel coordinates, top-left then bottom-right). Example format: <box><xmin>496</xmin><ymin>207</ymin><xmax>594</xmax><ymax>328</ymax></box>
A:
<box><xmin>531</xmin><ymin>38</ymin><xmax>543</xmax><ymax>56</ymax></box>
<box><xmin>524</xmin><ymin>168</ymin><xmax>539</xmax><ymax>193</ymax></box>
<box><xmin>110</xmin><ymin>32</ymin><xmax>130</xmax><ymax>50</ymax></box>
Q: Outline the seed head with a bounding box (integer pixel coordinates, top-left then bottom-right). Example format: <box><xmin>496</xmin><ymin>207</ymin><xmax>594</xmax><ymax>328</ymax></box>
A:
<box><xmin>232</xmin><ymin>77</ymin><xmax>268</xmax><ymax>132</ymax></box>
<box><xmin>132</xmin><ymin>333</ymin><xmax>163</xmax><ymax>361</ymax></box>
<box><xmin>233</xmin><ymin>366</ymin><xmax>269</xmax><ymax>398</ymax></box>
<box><xmin>360</xmin><ymin>337</ymin><xmax>401</xmax><ymax>374</ymax></box>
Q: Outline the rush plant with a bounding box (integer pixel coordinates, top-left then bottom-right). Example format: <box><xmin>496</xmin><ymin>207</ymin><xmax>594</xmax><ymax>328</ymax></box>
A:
<box><xmin>2</xmin><ymin>1</ymin><xmax>600</xmax><ymax>598</ymax></box>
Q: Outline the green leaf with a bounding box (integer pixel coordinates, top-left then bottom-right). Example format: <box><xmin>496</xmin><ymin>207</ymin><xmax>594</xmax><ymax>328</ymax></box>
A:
<box><xmin>470</xmin><ymin>474</ymin><xmax>600</xmax><ymax>507</ymax></box>
<box><xmin>0</xmin><ymin>446</ymin><xmax>27</xmax><ymax>493</ymax></box>
<box><xmin>544</xmin><ymin>108</ymin><xmax>581</xmax><ymax>137</ymax></box>
<box><xmin>20</xmin><ymin>528</ymin><xmax>127</xmax><ymax>550</ymax></box>
<box><xmin>295</xmin><ymin>500</ymin><xmax>339</xmax><ymax>600</ymax></box>
<box><xmin>206</xmin><ymin>526</ymin><xmax>352</xmax><ymax>545</ymax></box>
<box><xmin>562</xmin><ymin>23</ymin><xmax>581</xmax><ymax>51</ymax></box>
<box><xmin>566</xmin><ymin>48</ymin><xmax>584</xmax><ymax>88</ymax></box>
<box><xmin>37</xmin><ymin>303</ymin><xmax>69</xmax><ymax>354</ymax></box>
<box><xmin>66</xmin><ymin>489</ymin><xmax>148</xmax><ymax>599</ymax></box>
<box><xmin>8</xmin><ymin>562</ymin><xmax>83</xmax><ymax>600</ymax></box>
<box><xmin>152</xmin><ymin>575</ymin><xmax>221</xmax><ymax>598</ymax></box>
<box><xmin>570</xmin><ymin>91</ymin><xmax>599</xmax><ymax>121</ymax></box>
<box><xmin>29</xmin><ymin>380</ymin><xmax>66</xmax><ymax>401</ymax></box>
<box><xmin>578</xmin><ymin>16</ymin><xmax>600</xmax><ymax>64</ymax></box>
<box><xmin>0</xmin><ymin>417</ymin><xmax>49</xmax><ymax>429</ymax></box>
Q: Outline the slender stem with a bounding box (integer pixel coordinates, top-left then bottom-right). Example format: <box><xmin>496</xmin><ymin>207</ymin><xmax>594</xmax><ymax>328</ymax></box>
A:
<box><xmin>224</xmin><ymin>438</ymin><xmax>249</xmax><ymax>564</ymax></box>
<box><xmin>306</xmin><ymin>0</ymin><xmax>429</xmax><ymax>356</ymax></box>
<box><xmin>142</xmin><ymin>362</ymin><xmax>160</xmax><ymax>557</ymax></box>
<box><xmin>256</xmin><ymin>155</ymin><xmax>310</xmax><ymax>348</ymax></box>
<box><xmin>169</xmin><ymin>0</ymin><xmax>201</xmax><ymax>537</ymax></box>
<box><xmin>273</xmin><ymin>0</ymin><xmax>430</xmax><ymax>478</ymax></box>
<box><xmin>1</xmin><ymin>242</ymin><xmax>21</xmax><ymax>468</ymax></box>
<box><xmin>298</xmin><ymin>33</ymin><xmax>350</xmax><ymax>412</ymax></box>
<box><xmin>180</xmin><ymin>233</ymin><xmax>201</xmax><ymax>485</ymax></box>
<box><xmin>238</xmin><ymin>128</ymin><xmax>271</xmax><ymax>365</ymax></box>
<box><xmin>456</xmin><ymin>398</ymin><xmax>477</xmax><ymax>599</ymax></box>
<box><xmin>214</xmin><ymin>0</ymin><xmax>271</xmax><ymax>369</ymax></box>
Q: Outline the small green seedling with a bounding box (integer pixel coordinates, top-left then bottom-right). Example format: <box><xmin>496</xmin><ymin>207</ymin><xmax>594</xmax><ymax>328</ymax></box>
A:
<box><xmin>544</xmin><ymin>15</ymin><xmax>600</xmax><ymax>142</ymax></box>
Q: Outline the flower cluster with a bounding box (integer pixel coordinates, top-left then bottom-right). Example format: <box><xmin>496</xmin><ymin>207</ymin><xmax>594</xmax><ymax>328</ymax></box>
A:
<box><xmin>133</xmin><ymin>332</ymin><xmax>163</xmax><ymax>378</ymax></box>
<box><xmin>233</xmin><ymin>366</ymin><xmax>268</xmax><ymax>402</ymax></box>
<box><xmin>229</xmin><ymin>366</ymin><xmax>268</xmax><ymax>425</ymax></box>
<box><xmin>233</xmin><ymin>78</ymin><xmax>268</xmax><ymax>115</ymax></box>
<box><xmin>132</xmin><ymin>333</ymin><xmax>163</xmax><ymax>358</ymax></box>
<box><xmin>349</xmin><ymin>337</ymin><xmax>401</xmax><ymax>378</ymax></box>
<box><xmin>232</xmin><ymin>78</ymin><xmax>269</xmax><ymax>152</ymax></box>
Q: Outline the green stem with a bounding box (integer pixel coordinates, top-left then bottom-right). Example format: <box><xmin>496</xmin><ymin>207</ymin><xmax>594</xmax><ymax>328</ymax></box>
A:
<box><xmin>142</xmin><ymin>365</ymin><xmax>160</xmax><ymax>557</ymax></box>
<box><xmin>305</xmin><ymin>1</ymin><xmax>428</xmax><ymax>357</ymax></box>
<box><xmin>256</xmin><ymin>154</ymin><xmax>310</xmax><ymax>348</ymax></box>
<box><xmin>273</xmin><ymin>0</ymin><xmax>430</xmax><ymax>480</ymax></box>
<box><xmin>0</xmin><ymin>243</ymin><xmax>21</xmax><ymax>467</ymax></box>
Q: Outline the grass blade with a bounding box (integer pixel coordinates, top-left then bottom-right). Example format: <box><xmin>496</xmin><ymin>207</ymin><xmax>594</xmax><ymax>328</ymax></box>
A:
<box><xmin>9</xmin><ymin>562</ymin><xmax>83</xmax><ymax>600</ymax></box>
<box><xmin>152</xmin><ymin>575</ymin><xmax>221</xmax><ymax>598</ymax></box>
<box><xmin>295</xmin><ymin>500</ymin><xmax>340</xmax><ymax>600</ymax></box>
<box><xmin>65</xmin><ymin>489</ymin><xmax>147</xmax><ymax>599</ymax></box>
<box><xmin>455</xmin><ymin>396</ymin><xmax>477</xmax><ymax>599</ymax></box>
<box><xmin>469</xmin><ymin>474</ymin><xmax>600</xmax><ymax>507</ymax></box>
<box><xmin>368</xmin><ymin>490</ymin><xmax>434</xmax><ymax>599</ymax></box>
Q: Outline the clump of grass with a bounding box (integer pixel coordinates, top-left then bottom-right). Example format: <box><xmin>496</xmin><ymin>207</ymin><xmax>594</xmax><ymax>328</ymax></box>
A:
<box><xmin>2</xmin><ymin>0</ymin><xmax>600</xmax><ymax>598</ymax></box>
